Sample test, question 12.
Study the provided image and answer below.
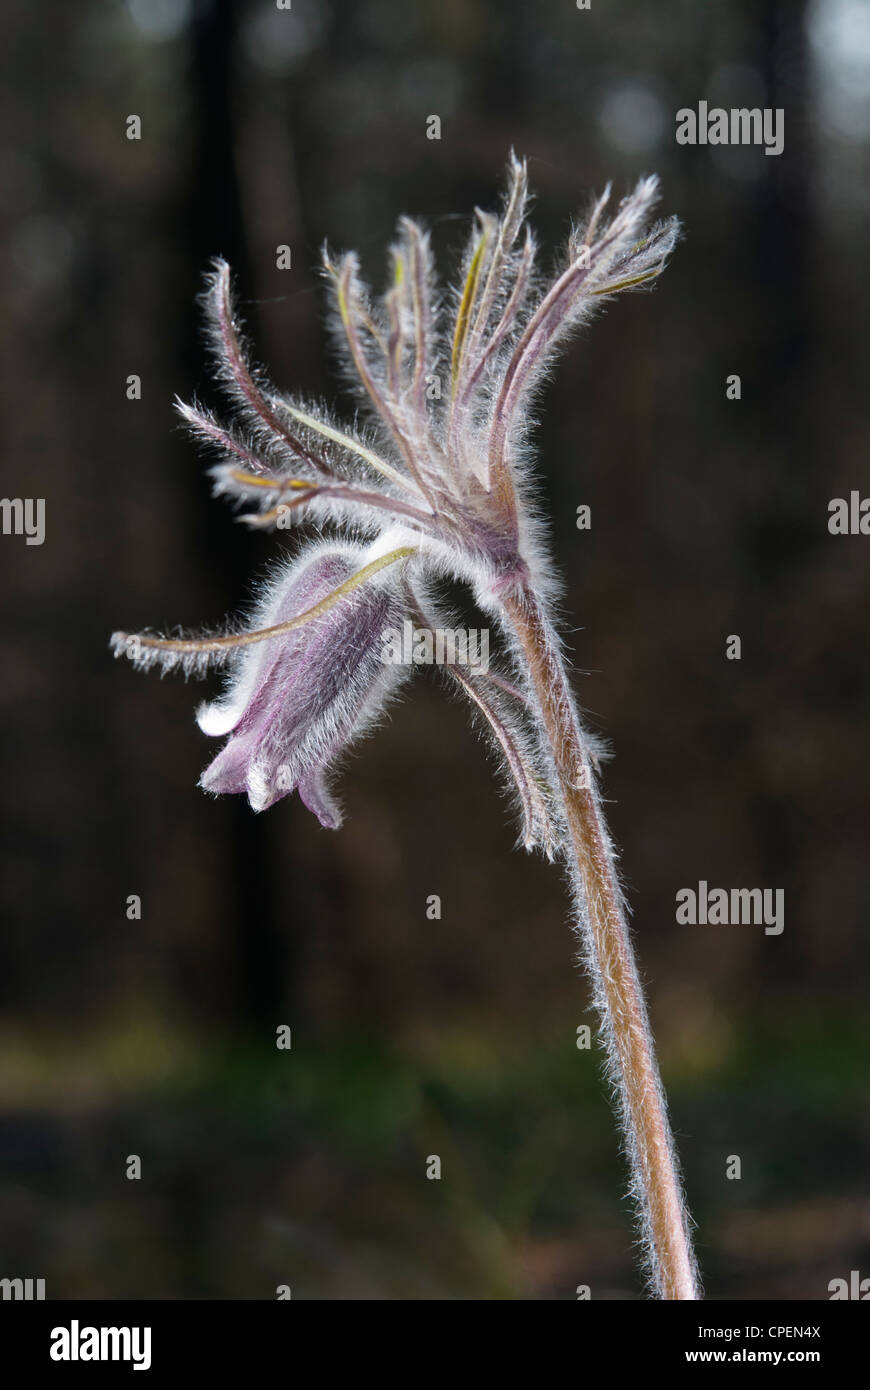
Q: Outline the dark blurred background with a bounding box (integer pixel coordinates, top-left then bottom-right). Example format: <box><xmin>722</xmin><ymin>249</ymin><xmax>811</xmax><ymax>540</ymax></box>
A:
<box><xmin>1</xmin><ymin>0</ymin><xmax>868</xmax><ymax>1299</ymax></box>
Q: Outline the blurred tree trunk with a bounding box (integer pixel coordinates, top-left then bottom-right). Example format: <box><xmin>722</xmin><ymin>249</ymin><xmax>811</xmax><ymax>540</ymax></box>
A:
<box><xmin>178</xmin><ymin>0</ymin><xmax>291</xmax><ymax>1039</ymax></box>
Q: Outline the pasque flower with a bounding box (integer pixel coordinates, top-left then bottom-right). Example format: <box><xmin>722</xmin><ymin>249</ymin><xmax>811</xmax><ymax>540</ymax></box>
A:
<box><xmin>112</xmin><ymin>156</ymin><xmax>699</xmax><ymax>1298</ymax></box>
<box><xmin>112</xmin><ymin>157</ymin><xmax>671</xmax><ymax>846</ymax></box>
<box><xmin>195</xmin><ymin>541</ymin><xmax>411</xmax><ymax>821</ymax></box>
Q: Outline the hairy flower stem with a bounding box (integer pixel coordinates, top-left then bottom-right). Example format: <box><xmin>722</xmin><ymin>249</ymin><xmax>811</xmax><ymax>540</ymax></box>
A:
<box><xmin>500</xmin><ymin>585</ymin><xmax>699</xmax><ymax>1300</ymax></box>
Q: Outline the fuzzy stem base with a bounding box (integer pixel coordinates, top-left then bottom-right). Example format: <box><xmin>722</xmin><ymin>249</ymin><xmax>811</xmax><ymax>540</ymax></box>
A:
<box><xmin>500</xmin><ymin>584</ymin><xmax>699</xmax><ymax>1300</ymax></box>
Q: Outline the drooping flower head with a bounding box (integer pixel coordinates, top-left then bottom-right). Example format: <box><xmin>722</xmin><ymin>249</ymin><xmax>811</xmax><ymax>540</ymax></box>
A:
<box><xmin>196</xmin><ymin>540</ymin><xmax>410</xmax><ymax>822</ymax></box>
<box><xmin>112</xmin><ymin>155</ymin><xmax>678</xmax><ymax>851</ymax></box>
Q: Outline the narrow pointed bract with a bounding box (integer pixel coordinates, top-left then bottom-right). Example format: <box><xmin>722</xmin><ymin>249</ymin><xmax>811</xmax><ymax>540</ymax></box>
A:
<box><xmin>111</xmin><ymin>157</ymin><xmax>698</xmax><ymax>1298</ymax></box>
